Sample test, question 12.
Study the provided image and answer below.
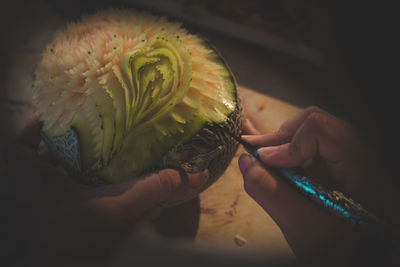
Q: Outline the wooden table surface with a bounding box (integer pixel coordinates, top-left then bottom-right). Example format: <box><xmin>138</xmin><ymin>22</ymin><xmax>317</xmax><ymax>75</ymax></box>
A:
<box><xmin>193</xmin><ymin>86</ymin><xmax>300</xmax><ymax>259</ymax></box>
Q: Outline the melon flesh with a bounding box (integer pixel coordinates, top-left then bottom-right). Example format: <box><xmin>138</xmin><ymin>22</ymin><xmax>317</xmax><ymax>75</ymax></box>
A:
<box><xmin>33</xmin><ymin>10</ymin><xmax>237</xmax><ymax>184</ymax></box>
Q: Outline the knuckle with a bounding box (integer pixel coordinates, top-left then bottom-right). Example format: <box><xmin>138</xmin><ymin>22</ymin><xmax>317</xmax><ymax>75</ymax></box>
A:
<box><xmin>275</xmin><ymin>127</ymin><xmax>289</xmax><ymax>140</ymax></box>
<box><xmin>276</xmin><ymin>126</ymin><xmax>292</xmax><ymax>142</ymax></box>
<box><xmin>304</xmin><ymin>111</ymin><xmax>325</xmax><ymax>131</ymax></box>
<box><xmin>305</xmin><ymin>105</ymin><xmax>324</xmax><ymax>114</ymax></box>
<box><xmin>288</xmin><ymin>142</ymin><xmax>300</xmax><ymax>156</ymax></box>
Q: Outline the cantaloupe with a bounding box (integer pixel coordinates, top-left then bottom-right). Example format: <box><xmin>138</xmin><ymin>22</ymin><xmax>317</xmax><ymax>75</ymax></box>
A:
<box><xmin>33</xmin><ymin>9</ymin><xmax>241</xmax><ymax>189</ymax></box>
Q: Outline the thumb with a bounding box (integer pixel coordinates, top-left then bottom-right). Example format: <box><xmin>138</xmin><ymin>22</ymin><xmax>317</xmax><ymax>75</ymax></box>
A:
<box><xmin>255</xmin><ymin>119</ymin><xmax>321</xmax><ymax>169</ymax></box>
<box><xmin>112</xmin><ymin>169</ymin><xmax>209</xmax><ymax>216</ymax></box>
<box><xmin>239</xmin><ymin>153</ymin><xmax>294</xmax><ymax>210</ymax></box>
<box><xmin>238</xmin><ymin>153</ymin><xmax>355</xmax><ymax>259</ymax></box>
<box><xmin>256</xmin><ymin>143</ymin><xmax>310</xmax><ymax>168</ymax></box>
<box><xmin>18</xmin><ymin>114</ymin><xmax>42</xmax><ymax>148</ymax></box>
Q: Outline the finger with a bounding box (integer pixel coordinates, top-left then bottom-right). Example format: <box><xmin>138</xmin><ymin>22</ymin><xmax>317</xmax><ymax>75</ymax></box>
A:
<box><xmin>270</xmin><ymin>106</ymin><xmax>329</xmax><ymax>144</ymax></box>
<box><xmin>242</xmin><ymin>106</ymin><xmax>328</xmax><ymax>148</ymax></box>
<box><xmin>257</xmin><ymin>111</ymin><xmax>349</xmax><ymax>170</ymax></box>
<box><xmin>18</xmin><ymin>114</ymin><xmax>42</xmax><ymax>149</ymax></box>
<box><xmin>242</xmin><ymin>133</ymin><xmax>286</xmax><ymax>147</ymax></box>
<box><xmin>238</xmin><ymin>153</ymin><xmax>256</xmax><ymax>174</ymax></box>
<box><xmin>242</xmin><ymin>103</ymin><xmax>270</xmax><ymax>134</ymax></box>
<box><xmin>256</xmin><ymin>115</ymin><xmax>322</xmax><ymax>169</ymax></box>
<box><xmin>112</xmin><ymin>169</ymin><xmax>208</xmax><ymax>217</ymax></box>
<box><xmin>256</xmin><ymin>143</ymin><xmax>305</xmax><ymax>168</ymax></box>
<box><xmin>240</xmin><ymin>156</ymin><xmax>298</xmax><ymax>212</ymax></box>
<box><xmin>238</xmin><ymin>154</ymin><xmax>355</xmax><ymax>259</ymax></box>
<box><xmin>242</xmin><ymin>118</ymin><xmax>261</xmax><ymax>135</ymax></box>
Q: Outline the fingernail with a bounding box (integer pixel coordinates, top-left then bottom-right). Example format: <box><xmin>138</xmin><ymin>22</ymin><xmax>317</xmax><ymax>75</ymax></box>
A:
<box><xmin>241</xmin><ymin>135</ymin><xmax>251</xmax><ymax>140</ymax></box>
<box><xmin>256</xmin><ymin>147</ymin><xmax>274</xmax><ymax>158</ymax></box>
<box><xmin>238</xmin><ymin>154</ymin><xmax>253</xmax><ymax>174</ymax></box>
<box><xmin>244</xmin><ymin>118</ymin><xmax>256</xmax><ymax>127</ymax></box>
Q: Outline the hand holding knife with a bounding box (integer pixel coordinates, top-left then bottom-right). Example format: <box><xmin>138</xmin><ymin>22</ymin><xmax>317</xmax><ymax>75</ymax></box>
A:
<box><xmin>213</xmin><ymin>123</ymin><xmax>396</xmax><ymax>245</ymax></box>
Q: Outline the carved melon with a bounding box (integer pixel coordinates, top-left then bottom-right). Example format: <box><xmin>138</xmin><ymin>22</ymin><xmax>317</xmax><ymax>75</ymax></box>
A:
<box><xmin>33</xmin><ymin>9</ymin><xmax>241</xmax><ymax>189</ymax></box>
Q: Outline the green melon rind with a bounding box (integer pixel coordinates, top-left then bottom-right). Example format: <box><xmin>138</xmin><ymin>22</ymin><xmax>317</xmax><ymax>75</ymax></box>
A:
<box><xmin>200</xmin><ymin>38</ymin><xmax>237</xmax><ymax>109</ymax></box>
